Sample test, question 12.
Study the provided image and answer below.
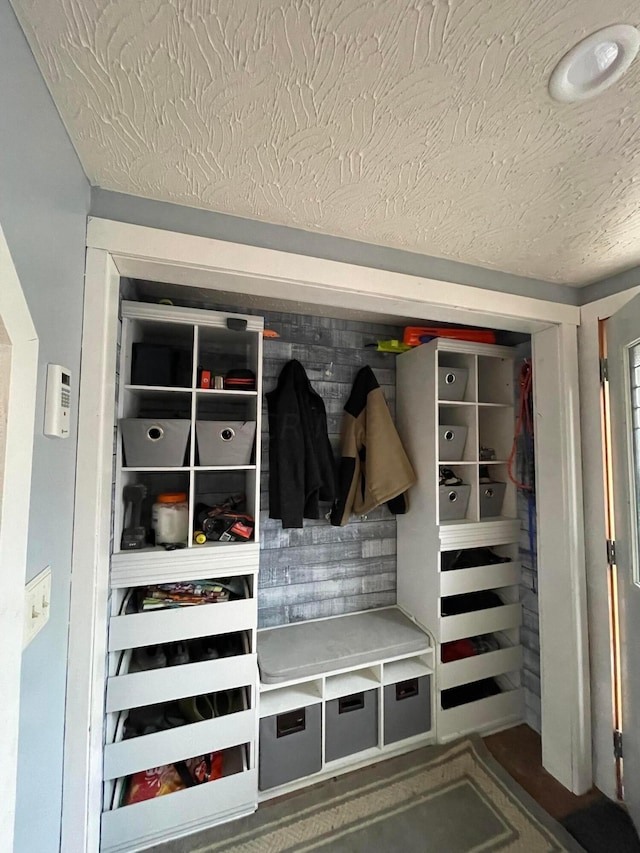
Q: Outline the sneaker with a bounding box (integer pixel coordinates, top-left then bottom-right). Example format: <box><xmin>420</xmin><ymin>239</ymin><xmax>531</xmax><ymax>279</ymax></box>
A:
<box><xmin>439</xmin><ymin>467</ymin><xmax>463</xmax><ymax>486</ymax></box>
<box><xmin>166</xmin><ymin>641</ymin><xmax>189</xmax><ymax>666</ymax></box>
<box><xmin>131</xmin><ymin>645</ymin><xmax>166</xmax><ymax>671</ymax></box>
<box><xmin>189</xmin><ymin>637</ymin><xmax>221</xmax><ymax>662</ymax></box>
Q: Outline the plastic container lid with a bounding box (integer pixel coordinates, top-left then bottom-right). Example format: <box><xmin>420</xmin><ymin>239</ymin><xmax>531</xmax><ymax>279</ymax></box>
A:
<box><xmin>155</xmin><ymin>492</ymin><xmax>188</xmax><ymax>503</ymax></box>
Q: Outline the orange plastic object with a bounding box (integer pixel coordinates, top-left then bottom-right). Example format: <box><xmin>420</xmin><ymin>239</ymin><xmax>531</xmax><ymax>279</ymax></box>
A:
<box><xmin>156</xmin><ymin>492</ymin><xmax>188</xmax><ymax>503</ymax></box>
<box><xmin>403</xmin><ymin>326</ymin><xmax>496</xmax><ymax>347</ymax></box>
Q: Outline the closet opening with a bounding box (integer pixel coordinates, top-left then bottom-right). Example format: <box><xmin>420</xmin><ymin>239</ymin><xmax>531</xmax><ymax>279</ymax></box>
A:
<box><xmin>106</xmin><ymin>275</ymin><xmax>539</xmax><ymax>801</ymax></box>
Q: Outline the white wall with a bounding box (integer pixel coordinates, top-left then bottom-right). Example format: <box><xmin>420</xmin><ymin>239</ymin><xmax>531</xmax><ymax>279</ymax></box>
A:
<box><xmin>0</xmin><ymin>1</ymin><xmax>89</xmax><ymax>849</ymax></box>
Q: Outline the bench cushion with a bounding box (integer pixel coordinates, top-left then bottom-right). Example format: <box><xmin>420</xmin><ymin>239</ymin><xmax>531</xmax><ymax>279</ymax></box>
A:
<box><xmin>258</xmin><ymin>607</ymin><xmax>430</xmax><ymax>685</ymax></box>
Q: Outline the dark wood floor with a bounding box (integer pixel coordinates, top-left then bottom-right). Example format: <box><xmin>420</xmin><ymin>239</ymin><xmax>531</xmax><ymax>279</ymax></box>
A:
<box><xmin>484</xmin><ymin>723</ymin><xmax>603</xmax><ymax>820</ymax></box>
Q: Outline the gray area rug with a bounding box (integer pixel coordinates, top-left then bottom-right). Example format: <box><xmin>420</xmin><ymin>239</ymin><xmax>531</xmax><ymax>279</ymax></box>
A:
<box><xmin>149</xmin><ymin>737</ymin><xmax>585</xmax><ymax>853</ymax></box>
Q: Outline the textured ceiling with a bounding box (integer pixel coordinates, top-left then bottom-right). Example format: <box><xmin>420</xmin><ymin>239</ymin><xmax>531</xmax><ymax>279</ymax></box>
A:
<box><xmin>12</xmin><ymin>0</ymin><xmax>640</xmax><ymax>285</ymax></box>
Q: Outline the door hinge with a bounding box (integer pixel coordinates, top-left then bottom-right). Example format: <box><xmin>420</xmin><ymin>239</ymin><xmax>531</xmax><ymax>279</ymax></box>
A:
<box><xmin>607</xmin><ymin>539</ymin><xmax>617</xmax><ymax>566</ymax></box>
<box><xmin>614</xmin><ymin>729</ymin><xmax>623</xmax><ymax>760</ymax></box>
<box><xmin>600</xmin><ymin>357</ymin><xmax>609</xmax><ymax>383</ymax></box>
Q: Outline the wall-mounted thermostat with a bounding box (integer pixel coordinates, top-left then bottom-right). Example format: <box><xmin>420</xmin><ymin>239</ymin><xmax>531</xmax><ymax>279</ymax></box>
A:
<box><xmin>44</xmin><ymin>364</ymin><xmax>71</xmax><ymax>438</ymax></box>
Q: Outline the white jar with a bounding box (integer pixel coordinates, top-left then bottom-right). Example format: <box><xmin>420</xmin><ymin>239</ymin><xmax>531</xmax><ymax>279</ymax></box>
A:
<box><xmin>152</xmin><ymin>492</ymin><xmax>189</xmax><ymax>545</ymax></box>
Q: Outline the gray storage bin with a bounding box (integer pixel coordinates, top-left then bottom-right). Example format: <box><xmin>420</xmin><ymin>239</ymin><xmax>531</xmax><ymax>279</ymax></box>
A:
<box><xmin>120</xmin><ymin>419</ymin><xmax>190</xmax><ymax>467</ymax></box>
<box><xmin>438</xmin><ymin>425</ymin><xmax>468</xmax><ymax>461</ymax></box>
<box><xmin>325</xmin><ymin>689</ymin><xmax>378</xmax><ymax>762</ymax></box>
<box><xmin>196</xmin><ymin>420</ymin><xmax>256</xmax><ymax>466</ymax></box>
<box><xmin>384</xmin><ymin>676</ymin><xmax>431</xmax><ymax>745</ymax></box>
<box><xmin>438</xmin><ymin>366</ymin><xmax>468</xmax><ymax>401</ymax></box>
<box><xmin>259</xmin><ymin>704</ymin><xmax>321</xmax><ymax>790</ymax></box>
<box><xmin>479</xmin><ymin>481</ymin><xmax>507</xmax><ymax>517</ymax></box>
<box><xmin>439</xmin><ymin>484</ymin><xmax>471</xmax><ymax>521</ymax></box>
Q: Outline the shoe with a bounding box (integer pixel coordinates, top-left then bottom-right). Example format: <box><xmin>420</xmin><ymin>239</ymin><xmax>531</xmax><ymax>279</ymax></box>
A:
<box><xmin>189</xmin><ymin>637</ymin><xmax>221</xmax><ymax>662</ymax></box>
<box><xmin>178</xmin><ymin>694</ymin><xmax>214</xmax><ymax>723</ymax></box>
<box><xmin>479</xmin><ymin>466</ymin><xmax>492</xmax><ymax>484</ymax></box>
<box><xmin>124</xmin><ymin>701</ymin><xmax>186</xmax><ymax>737</ymax></box>
<box><xmin>131</xmin><ymin>645</ymin><xmax>167</xmax><ymax>671</ymax></box>
<box><xmin>166</xmin><ymin>641</ymin><xmax>189</xmax><ymax>666</ymax></box>
<box><xmin>439</xmin><ymin>467</ymin><xmax>463</xmax><ymax>486</ymax></box>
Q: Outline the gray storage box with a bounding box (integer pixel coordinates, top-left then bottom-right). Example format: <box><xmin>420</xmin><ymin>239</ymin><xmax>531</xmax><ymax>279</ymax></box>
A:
<box><xmin>259</xmin><ymin>704</ymin><xmax>321</xmax><ymax>790</ymax></box>
<box><xmin>438</xmin><ymin>366</ymin><xmax>468</xmax><ymax>401</ymax></box>
<box><xmin>439</xmin><ymin>484</ymin><xmax>471</xmax><ymax>521</ymax></box>
<box><xmin>325</xmin><ymin>690</ymin><xmax>378</xmax><ymax>762</ymax></box>
<box><xmin>384</xmin><ymin>676</ymin><xmax>431</xmax><ymax>745</ymax></box>
<box><xmin>196</xmin><ymin>420</ymin><xmax>256</xmax><ymax>466</ymax></box>
<box><xmin>479</xmin><ymin>481</ymin><xmax>507</xmax><ymax>517</ymax></box>
<box><xmin>438</xmin><ymin>425</ymin><xmax>468</xmax><ymax>461</ymax></box>
<box><xmin>120</xmin><ymin>419</ymin><xmax>190</xmax><ymax>467</ymax></box>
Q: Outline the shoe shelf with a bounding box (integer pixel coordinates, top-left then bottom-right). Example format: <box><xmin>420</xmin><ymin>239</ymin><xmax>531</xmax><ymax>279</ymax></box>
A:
<box><xmin>108</xmin><ymin>579</ymin><xmax>256</xmax><ymax>651</ymax></box>
<box><xmin>102</xmin><ymin>746</ymin><xmax>255</xmax><ymax>853</ymax></box>
<box><xmin>103</xmin><ymin>300</ymin><xmax>264</xmax><ymax>852</ymax></box>
<box><xmin>397</xmin><ymin>340</ymin><xmax>524</xmax><ymax>743</ymax></box>
<box><xmin>106</xmin><ymin>634</ymin><xmax>255</xmax><ymax>714</ymax></box>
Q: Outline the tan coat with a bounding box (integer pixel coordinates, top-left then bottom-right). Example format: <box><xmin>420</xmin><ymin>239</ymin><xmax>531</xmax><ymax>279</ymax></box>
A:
<box><xmin>330</xmin><ymin>366</ymin><xmax>416</xmax><ymax>526</ymax></box>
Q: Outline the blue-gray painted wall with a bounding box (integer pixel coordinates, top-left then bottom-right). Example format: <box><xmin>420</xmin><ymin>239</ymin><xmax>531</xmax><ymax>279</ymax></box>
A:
<box><xmin>90</xmin><ymin>188</ymin><xmax>580</xmax><ymax>307</ymax></box>
<box><xmin>0</xmin><ymin>1</ymin><xmax>90</xmax><ymax>850</ymax></box>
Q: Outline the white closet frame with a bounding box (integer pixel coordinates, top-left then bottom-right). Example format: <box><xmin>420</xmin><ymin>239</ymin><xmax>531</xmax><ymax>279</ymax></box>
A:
<box><xmin>62</xmin><ymin>217</ymin><xmax>590</xmax><ymax>853</ymax></box>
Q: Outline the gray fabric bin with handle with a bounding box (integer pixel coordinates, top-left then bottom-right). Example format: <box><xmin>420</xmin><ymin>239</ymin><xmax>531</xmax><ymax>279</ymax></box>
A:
<box><xmin>259</xmin><ymin>704</ymin><xmax>322</xmax><ymax>790</ymax></box>
<box><xmin>384</xmin><ymin>675</ymin><xmax>431</xmax><ymax>745</ymax></box>
<box><xmin>196</xmin><ymin>420</ymin><xmax>256</xmax><ymax>466</ymax></box>
<box><xmin>438</xmin><ymin>425</ymin><xmax>468</xmax><ymax>461</ymax></box>
<box><xmin>438</xmin><ymin>367</ymin><xmax>468</xmax><ymax>401</ymax></box>
<box><xmin>120</xmin><ymin>419</ymin><xmax>190</xmax><ymax>467</ymax></box>
<box><xmin>479</xmin><ymin>481</ymin><xmax>507</xmax><ymax>517</ymax></box>
<box><xmin>439</xmin><ymin>484</ymin><xmax>471</xmax><ymax>521</ymax></box>
<box><xmin>325</xmin><ymin>689</ymin><xmax>378</xmax><ymax>762</ymax></box>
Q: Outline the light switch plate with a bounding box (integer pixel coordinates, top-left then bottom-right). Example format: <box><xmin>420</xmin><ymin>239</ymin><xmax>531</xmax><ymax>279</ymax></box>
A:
<box><xmin>24</xmin><ymin>566</ymin><xmax>51</xmax><ymax>648</ymax></box>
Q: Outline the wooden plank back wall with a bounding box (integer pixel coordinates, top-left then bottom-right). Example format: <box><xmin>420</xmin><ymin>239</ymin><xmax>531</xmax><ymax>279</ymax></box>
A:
<box><xmin>258</xmin><ymin>310</ymin><xmax>405</xmax><ymax>628</ymax></box>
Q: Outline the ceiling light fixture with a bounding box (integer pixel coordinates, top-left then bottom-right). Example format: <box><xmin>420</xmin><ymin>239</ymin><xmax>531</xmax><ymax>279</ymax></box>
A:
<box><xmin>549</xmin><ymin>24</ymin><xmax>640</xmax><ymax>103</ymax></box>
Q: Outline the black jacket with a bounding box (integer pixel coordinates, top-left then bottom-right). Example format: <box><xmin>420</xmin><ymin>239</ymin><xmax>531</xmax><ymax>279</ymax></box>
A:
<box><xmin>266</xmin><ymin>360</ymin><xmax>336</xmax><ymax>528</ymax></box>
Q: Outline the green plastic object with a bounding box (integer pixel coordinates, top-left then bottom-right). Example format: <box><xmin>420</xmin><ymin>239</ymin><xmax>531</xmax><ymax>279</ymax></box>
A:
<box><xmin>375</xmin><ymin>339</ymin><xmax>412</xmax><ymax>353</ymax></box>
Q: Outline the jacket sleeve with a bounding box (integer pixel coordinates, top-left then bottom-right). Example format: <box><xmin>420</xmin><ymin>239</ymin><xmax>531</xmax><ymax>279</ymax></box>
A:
<box><xmin>363</xmin><ymin>387</ymin><xmax>416</xmax><ymax>510</ymax></box>
<box><xmin>267</xmin><ymin>382</ymin><xmax>307</xmax><ymax>529</ymax></box>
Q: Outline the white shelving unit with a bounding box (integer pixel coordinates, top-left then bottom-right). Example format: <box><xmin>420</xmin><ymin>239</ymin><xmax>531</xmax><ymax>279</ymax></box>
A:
<box><xmin>101</xmin><ymin>301</ymin><xmax>263</xmax><ymax>853</ymax></box>
<box><xmin>396</xmin><ymin>339</ymin><xmax>524</xmax><ymax>742</ymax></box>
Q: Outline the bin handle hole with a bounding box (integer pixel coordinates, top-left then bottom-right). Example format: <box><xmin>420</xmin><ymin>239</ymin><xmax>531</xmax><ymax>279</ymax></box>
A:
<box><xmin>220</xmin><ymin>428</ymin><xmax>235</xmax><ymax>442</ymax></box>
<box><xmin>444</xmin><ymin>430</ymin><xmax>455</xmax><ymax>441</ymax></box>
<box><xmin>147</xmin><ymin>426</ymin><xmax>164</xmax><ymax>442</ymax></box>
<box><xmin>445</xmin><ymin>373</ymin><xmax>456</xmax><ymax>385</ymax></box>
<box><xmin>484</xmin><ymin>488</ymin><xmax>494</xmax><ymax>498</ymax></box>
<box><xmin>448</xmin><ymin>491</ymin><xmax>458</xmax><ymax>502</ymax></box>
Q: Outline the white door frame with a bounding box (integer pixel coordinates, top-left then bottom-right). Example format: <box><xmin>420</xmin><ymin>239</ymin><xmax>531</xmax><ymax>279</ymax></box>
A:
<box><xmin>579</xmin><ymin>286</ymin><xmax>640</xmax><ymax>800</ymax></box>
<box><xmin>0</xmin><ymin>223</ymin><xmax>39</xmax><ymax>849</ymax></box>
<box><xmin>63</xmin><ymin>217</ymin><xmax>591</xmax><ymax>853</ymax></box>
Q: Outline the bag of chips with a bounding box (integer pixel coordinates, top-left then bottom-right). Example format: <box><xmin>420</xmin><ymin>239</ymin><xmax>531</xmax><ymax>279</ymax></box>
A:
<box><xmin>121</xmin><ymin>752</ymin><xmax>223</xmax><ymax>805</ymax></box>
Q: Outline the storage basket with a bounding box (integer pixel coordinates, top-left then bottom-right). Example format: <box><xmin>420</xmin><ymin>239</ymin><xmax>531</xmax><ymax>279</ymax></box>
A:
<box><xmin>325</xmin><ymin>690</ymin><xmax>378</xmax><ymax>762</ymax></box>
<box><xmin>439</xmin><ymin>484</ymin><xmax>471</xmax><ymax>521</ymax></box>
<box><xmin>479</xmin><ymin>481</ymin><xmax>506</xmax><ymax>518</ymax></box>
<box><xmin>438</xmin><ymin>367</ymin><xmax>468</xmax><ymax>401</ymax></box>
<box><xmin>120</xmin><ymin>419</ymin><xmax>190</xmax><ymax>467</ymax></box>
<box><xmin>259</xmin><ymin>705</ymin><xmax>321</xmax><ymax>790</ymax></box>
<box><xmin>196</xmin><ymin>421</ymin><xmax>256</xmax><ymax>466</ymax></box>
<box><xmin>438</xmin><ymin>425</ymin><xmax>468</xmax><ymax>461</ymax></box>
<box><xmin>383</xmin><ymin>676</ymin><xmax>431</xmax><ymax>745</ymax></box>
